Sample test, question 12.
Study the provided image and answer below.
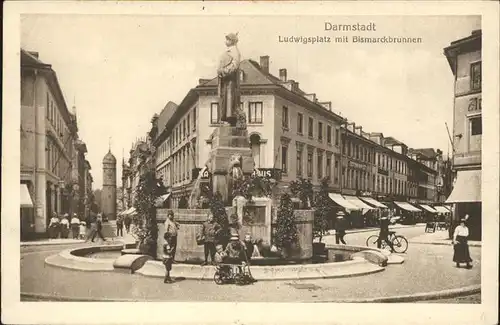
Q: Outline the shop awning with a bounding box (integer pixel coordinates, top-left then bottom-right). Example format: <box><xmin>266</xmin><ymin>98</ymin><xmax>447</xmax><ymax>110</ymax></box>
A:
<box><xmin>394</xmin><ymin>201</ymin><xmax>421</xmax><ymax>212</ymax></box>
<box><xmin>434</xmin><ymin>206</ymin><xmax>451</xmax><ymax>214</ymax></box>
<box><xmin>420</xmin><ymin>204</ymin><xmax>438</xmax><ymax>213</ymax></box>
<box><xmin>155</xmin><ymin>193</ymin><xmax>171</xmax><ymax>207</ymax></box>
<box><xmin>328</xmin><ymin>193</ymin><xmax>360</xmax><ymax>210</ymax></box>
<box><xmin>20</xmin><ymin>184</ymin><xmax>33</xmax><ymax>208</ymax></box>
<box><xmin>343</xmin><ymin>195</ymin><xmax>375</xmax><ymax>210</ymax></box>
<box><xmin>446</xmin><ymin>170</ymin><xmax>481</xmax><ymax>203</ymax></box>
<box><xmin>359</xmin><ymin>197</ymin><xmax>388</xmax><ymax>209</ymax></box>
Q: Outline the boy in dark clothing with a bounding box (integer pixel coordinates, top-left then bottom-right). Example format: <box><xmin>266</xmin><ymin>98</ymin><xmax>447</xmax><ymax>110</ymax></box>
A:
<box><xmin>162</xmin><ymin>233</ymin><xmax>175</xmax><ymax>283</ymax></box>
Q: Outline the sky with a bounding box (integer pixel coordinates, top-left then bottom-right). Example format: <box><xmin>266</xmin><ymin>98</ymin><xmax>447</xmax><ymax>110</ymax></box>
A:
<box><xmin>20</xmin><ymin>14</ymin><xmax>481</xmax><ymax>189</ymax></box>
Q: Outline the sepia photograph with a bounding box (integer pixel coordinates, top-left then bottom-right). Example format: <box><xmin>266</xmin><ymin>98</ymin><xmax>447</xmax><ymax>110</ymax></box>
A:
<box><xmin>3</xmin><ymin>2</ymin><xmax>499</xmax><ymax>325</ymax></box>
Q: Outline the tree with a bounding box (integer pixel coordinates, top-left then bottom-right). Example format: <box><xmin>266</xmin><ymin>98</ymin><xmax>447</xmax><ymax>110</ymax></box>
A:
<box><xmin>289</xmin><ymin>178</ymin><xmax>314</xmax><ymax>209</ymax></box>
<box><xmin>132</xmin><ymin>169</ymin><xmax>165</xmax><ymax>258</ymax></box>
<box><xmin>313</xmin><ymin>178</ymin><xmax>333</xmax><ymax>243</ymax></box>
<box><xmin>274</xmin><ymin>193</ymin><xmax>298</xmax><ymax>252</ymax></box>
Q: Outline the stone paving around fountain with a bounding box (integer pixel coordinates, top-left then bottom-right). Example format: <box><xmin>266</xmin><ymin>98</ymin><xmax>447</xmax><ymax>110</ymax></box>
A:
<box><xmin>20</xmin><ymin>226</ymin><xmax>482</xmax><ymax>302</ymax></box>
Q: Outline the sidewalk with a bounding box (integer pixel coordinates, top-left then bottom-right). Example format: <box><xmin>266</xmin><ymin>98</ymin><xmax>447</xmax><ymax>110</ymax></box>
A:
<box><xmin>326</xmin><ymin>223</ymin><xmax>425</xmax><ymax>236</ymax></box>
<box><xmin>21</xmin><ymin>237</ymin><xmax>124</xmax><ymax>247</ymax></box>
<box><xmin>410</xmin><ymin>230</ymin><xmax>481</xmax><ymax>247</ymax></box>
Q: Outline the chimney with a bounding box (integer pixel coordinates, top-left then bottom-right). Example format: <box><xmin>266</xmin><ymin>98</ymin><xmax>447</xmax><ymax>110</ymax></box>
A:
<box><xmin>319</xmin><ymin>101</ymin><xmax>332</xmax><ymax>111</ymax></box>
<box><xmin>347</xmin><ymin>123</ymin><xmax>355</xmax><ymax>132</ymax></box>
<box><xmin>355</xmin><ymin>126</ymin><xmax>362</xmax><ymax>135</ymax></box>
<box><xmin>260</xmin><ymin>56</ymin><xmax>269</xmax><ymax>73</ymax></box>
<box><xmin>305</xmin><ymin>93</ymin><xmax>316</xmax><ymax>102</ymax></box>
<box><xmin>28</xmin><ymin>51</ymin><xmax>39</xmax><ymax>59</ymax></box>
<box><xmin>279</xmin><ymin>68</ymin><xmax>287</xmax><ymax>82</ymax></box>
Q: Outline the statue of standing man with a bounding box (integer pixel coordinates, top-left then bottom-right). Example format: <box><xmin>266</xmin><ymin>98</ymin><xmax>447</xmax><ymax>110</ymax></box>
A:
<box><xmin>217</xmin><ymin>33</ymin><xmax>241</xmax><ymax>127</ymax></box>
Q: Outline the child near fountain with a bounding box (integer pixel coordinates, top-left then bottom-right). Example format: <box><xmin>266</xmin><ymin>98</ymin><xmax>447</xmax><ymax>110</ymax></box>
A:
<box><xmin>162</xmin><ymin>234</ymin><xmax>175</xmax><ymax>284</ymax></box>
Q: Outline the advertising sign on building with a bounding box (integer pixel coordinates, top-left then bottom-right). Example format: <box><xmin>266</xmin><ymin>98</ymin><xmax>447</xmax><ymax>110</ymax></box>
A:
<box><xmin>251</xmin><ymin>168</ymin><xmax>282</xmax><ymax>180</ymax></box>
<box><xmin>191</xmin><ymin>168</ymin><xmax>211</xmax><ymax>180</ymax></box>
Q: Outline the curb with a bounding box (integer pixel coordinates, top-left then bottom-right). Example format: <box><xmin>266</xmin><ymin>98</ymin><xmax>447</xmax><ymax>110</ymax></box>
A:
<box><xmin>327</xmin><ymin>224</ymin><xmax>425</xmax><ymax>236</ymax></box>
<box><xmin>21</xmin><ymin>239</ymin><xmax>124</xmax><ymax>247</ymax></box>
<box><xmin>308</xmin><ymin>284</ymin><xmax>481</xmax><ymax>303</ymax></box>
<box><xmin>20</xmin><ymin>285</ymin><xmax>480</xmax><ymax>303</ymax></box>
<box><xmin>411</xmin><ymin>241</ymin><xmax>482</xmax><ymax>247</ymax></box>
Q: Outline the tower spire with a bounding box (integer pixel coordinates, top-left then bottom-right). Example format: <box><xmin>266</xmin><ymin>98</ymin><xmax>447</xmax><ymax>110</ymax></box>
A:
<box><xmin>109</xmin><ymin>137</ymin><xmax>112</xmax><ymax>152</ymax></box>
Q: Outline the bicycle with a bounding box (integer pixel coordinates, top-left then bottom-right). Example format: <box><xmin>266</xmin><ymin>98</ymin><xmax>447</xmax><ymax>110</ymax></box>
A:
<box><xmin>366</xmin><ymin>231</ymin><xmax>409</xmax><ymax>253</ymax></box>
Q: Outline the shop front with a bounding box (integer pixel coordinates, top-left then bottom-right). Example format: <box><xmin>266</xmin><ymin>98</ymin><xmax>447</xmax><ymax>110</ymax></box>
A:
<box><xmin>446</xmin><ymin>169</ymin><xmax>481</xmax><ymax>241</ymax></box>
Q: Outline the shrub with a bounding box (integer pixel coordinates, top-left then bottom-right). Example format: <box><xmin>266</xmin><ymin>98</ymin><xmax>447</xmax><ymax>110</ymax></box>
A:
<box><xmin>313</xmin><ymin>178</ymin><xmax>333</xmax><ymax>243</ymax></box>
<box><xmin>274</xmin><ymin>193</ymin><xmax>298</xmax><ymax>250</ymax></box>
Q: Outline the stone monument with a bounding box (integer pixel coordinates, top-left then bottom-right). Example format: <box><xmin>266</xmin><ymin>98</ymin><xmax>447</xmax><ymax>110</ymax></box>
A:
<box><xmin>209</xmin><ymin>33</ymin><xmax>254</xmax><ymax>205</ymax></box>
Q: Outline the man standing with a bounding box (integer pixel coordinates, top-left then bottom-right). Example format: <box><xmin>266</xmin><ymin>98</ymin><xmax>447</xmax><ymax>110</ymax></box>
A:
<box><xmin>91</xmin><ymin>213</ymin><xmax>106</xmax><ymax>242</ymax></box>
<box><xmin>164</xmin><ymin>211</ymin><xmax>180</xmax><ymax>261</ymax></box>
<box><xmin>217</xmin><ymin>32</ymin><xmax>241</xmax><ymax>126</ymax></box>
<box><xmin>199</xmin><ymin>213</ymin><xmax>221</xmax><ymax>266</ymax></box>
<box><xmin>335</xmin><ymin>211</ymin><xmax>348</xmax><ymax>244</ymax></box>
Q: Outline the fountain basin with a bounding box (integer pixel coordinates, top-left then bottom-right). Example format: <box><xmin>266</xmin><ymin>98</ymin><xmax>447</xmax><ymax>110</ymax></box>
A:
<box><xmin>156</xmin><ymin>208</ymin><xmax>314</xmax><ymax>263</ymax></box>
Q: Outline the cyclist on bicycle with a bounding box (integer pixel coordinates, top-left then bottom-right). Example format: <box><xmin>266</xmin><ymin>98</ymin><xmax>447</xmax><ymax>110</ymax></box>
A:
<box><xmin>377</xmin><ymin>212</ymin><xmax>394</xmax><ymax>252</ymax></box>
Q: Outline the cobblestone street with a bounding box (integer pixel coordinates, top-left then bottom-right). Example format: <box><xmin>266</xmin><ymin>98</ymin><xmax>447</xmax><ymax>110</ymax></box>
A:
<box><xmin>21</xmin><ymin>226</ymin><xmax>481</xmax><ymax>302</ymax></box>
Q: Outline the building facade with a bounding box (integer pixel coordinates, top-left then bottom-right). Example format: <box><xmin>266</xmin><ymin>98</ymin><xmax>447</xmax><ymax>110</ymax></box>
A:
<box><xmin>145</xmin><ymin>55</ymin><xmax>441</xmax><ymax>210</ymax></box>
<box><xmin>444</xmin><ymin>29</ymin><xmax>482</xmax><ymax>240</ymax></box>
<box><xmin>20</xmin><ymin>49</ymin><xmax>92</xmax><ymax>237</ymax></box>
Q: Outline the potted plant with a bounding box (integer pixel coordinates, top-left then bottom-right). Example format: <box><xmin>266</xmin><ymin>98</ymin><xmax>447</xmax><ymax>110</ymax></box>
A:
<box><xmin>274</xmin><ymin>193</ymin><xmax>298</xmax><ymax>259</ymax></box>
<box><xmin>312</xmin><ymin>178</ymin><xmax>333</xmax><ymax>256</ymax></box>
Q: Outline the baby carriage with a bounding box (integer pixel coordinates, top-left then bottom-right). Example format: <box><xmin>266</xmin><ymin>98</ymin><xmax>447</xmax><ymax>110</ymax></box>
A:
<box><xmin>213</xmin><ymin>247</ymin><xmax>255</xmax><ymax>285</ymax></box>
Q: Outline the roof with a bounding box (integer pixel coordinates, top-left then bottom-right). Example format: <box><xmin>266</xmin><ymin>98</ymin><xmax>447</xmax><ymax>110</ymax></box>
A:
<box><xmin>21</xmin><ymin>49</ymin><xmax>74</xmax><ymax>128</ymax></box>
<box><xmin>383</xmin><ymin>136</ymin><xmax>405</xmax><ymax>146</ymax></box>
<box><xmin>409</xmin><ymin>148</ymin><xmax>438</xmax><ymax>159</ymax></box>
<box><xmin>443</xmin><ymin>30</ymin><xmax>481</xmax><ymax>74</ymax></box>
<box><xmin>103</xmin><ymin>150</ymin><xmax>117</xmax><ymax>163</ymax></box>
<box><xmin>198</xmin><ymin>59</ymin><xmax>309</xmax><ymax>95</ymax></box>
<box><xmin>157</xmin><ymin>101</ymin><xmax>178</xmax><ymax>132</ymax></box>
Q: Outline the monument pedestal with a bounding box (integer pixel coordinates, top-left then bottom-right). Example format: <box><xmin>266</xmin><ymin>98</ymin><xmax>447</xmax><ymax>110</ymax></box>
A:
<box><xmin>208</xmin><ymin>126</ymin><xmax>254</xmax><ymax>204</ymax></box>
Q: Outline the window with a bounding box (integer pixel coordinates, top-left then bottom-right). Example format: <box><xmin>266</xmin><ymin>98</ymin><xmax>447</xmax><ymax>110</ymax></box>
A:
<box><xmin>317</xmin><ymin>153</ymin><xmax>323</xmax><ymax>179</ymax></box>
<box><xmin>470</xmin><ymin>116</ymin><xmax>482</xmax><ymax>135</ymax></box>
<box><xmin>296</xmin><ymin>148</ymin><xmax>303</xmax><ymax>176</ymax></box>
<box><xmin>327</xmin><ymin>125</ymin><xmax>332</xmax><ymax>144</ymax></box>
<box><xmin>183</xmin><ymin>120</ymin><xmax>186</xmax><ymax>138</ymax></box>
<box><xmin>470</xmin><ymin>61</ymin><xmax>481</xmax><ymax>91</ymax></box>
<box><xmin>281</xmin><ymin>146</ymin><xmax>288</xmax><ymax>174</ymax></box>
<box><xmin>187</xmin><ymin>114</ymin><xmax>190</xmax><ymax>134</ymax></box>
<box><xmin>308</xmin><ymin>117</ymin><xmax>313</xmax><ymax>137</ymax></box>
<box><xmin>335</xmin><ymin>129</ymin><xmax>339</xmax><ymax>146</ymax></box>
<box><xmin>192</xmin><ymin>107</ymin><xmax>197</xmax><ymax>131</ymax></box>
<box><xmin>318</xmin><ymin>122</ymin><xmax>323</xmax><ymax>141</ymax></box>
<box><xmin>326</xmin><ymin>156</ymin><xmax>331</xmax><ymax>179</ymax></box>
<box><xmin>307</xmin><ymin>152</ymin><xmax>313</xmax><ymax>178</ymax></box>
<box><xmin>210</xmin><ymin>103</ymin><xmax>219</xmax><ymax>124</ymax></box>
<box><xmin>248</xmin><ymin>102</ymin><xmax>263</xmax><ymax>123</ymax></box>
<box><xmin>46</xmin><ymin>93</ymin><xmax>50</xmax><ymax>118</ymax></box>
<box><xmin>282</xmin><ymin>106</ymin><xmax>289</xmax><ymax>128</ymax></box>
<box><xmin>297</xmin><ymin>113</ymin><xmax>303</xmax><ymax>134</ymax></box>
